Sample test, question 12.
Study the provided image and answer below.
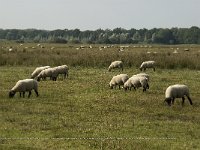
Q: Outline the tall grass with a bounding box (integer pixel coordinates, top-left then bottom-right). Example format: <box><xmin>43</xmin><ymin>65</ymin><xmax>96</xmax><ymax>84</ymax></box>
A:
<box><xmin>0</xmin><ymin>42</ymin><xmax>200</xmax><ymax>69</ymax></box>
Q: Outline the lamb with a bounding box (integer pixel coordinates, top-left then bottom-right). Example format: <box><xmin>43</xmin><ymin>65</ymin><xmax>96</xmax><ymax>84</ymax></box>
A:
<box><xmin>109</xmin><ymin>74</ymin><xmax>129</xmax><ymax>89</ymax></box>
<box><xmin>140</xmin><ymin>61</ymin><xmax>155</xmax><ymax>71</ymax></box>
<box><xmin>31</xmin><ymin>66</ymin><xmax>50</xmax><ymax>79</ymax></box>
<box><xmin>124</xmin><ymin>76</ymin><xmax>149</xmax><ymax>92</ymax></box>
<box><xmin>164</xmin><ymin>84</ymin><xmax>193</xmax><ymax>106</ymax></box>
<box><xmin>9</xmin><ymin>79</ymin><xmax>39</xmax><ymax>98</ymax></box>
<box><xmin>37</xmin><ymin>67</ymin><xmax>58</xmax><ymax>81</ymax></box>
<box><xmin>108</xmin><ymin>61</ymin><xmax>123</xmax><ymax>72</ymax></box>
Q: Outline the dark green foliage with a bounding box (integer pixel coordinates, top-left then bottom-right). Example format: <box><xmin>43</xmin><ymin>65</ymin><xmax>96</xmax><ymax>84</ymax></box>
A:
<box><xmin>0</xmin><ymin>27</ymin><xmax>200</xmax><ymax>44</ymax></box>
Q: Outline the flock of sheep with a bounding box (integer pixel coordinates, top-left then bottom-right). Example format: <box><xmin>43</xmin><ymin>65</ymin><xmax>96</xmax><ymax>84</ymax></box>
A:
<box><xmin>9</xmin><ymin>60</ymin><xmax>193</xmax><ymax>106</ymax></box>
<box><xmin>9</xmin><ymin>65</ymin><xmax>69</xmax><ymax>98</ymax></box>
<box><xmin>108</xmin><ymin>60</ymin><xmax>193</xmax><ymax>106</ymax></box>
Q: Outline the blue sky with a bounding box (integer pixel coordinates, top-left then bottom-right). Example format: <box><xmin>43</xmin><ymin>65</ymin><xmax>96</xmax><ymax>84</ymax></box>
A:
<box><xmin>0</xmin><ymin>0</ymin><xmax>199</xmax><ymax>30</ymax></box>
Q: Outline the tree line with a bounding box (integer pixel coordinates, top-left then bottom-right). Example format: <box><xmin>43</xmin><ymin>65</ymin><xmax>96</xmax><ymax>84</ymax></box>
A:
<box><xmin>0</xmin><ymin>26</ymin><xmax>200</xmax><ymax>44</ymax></box>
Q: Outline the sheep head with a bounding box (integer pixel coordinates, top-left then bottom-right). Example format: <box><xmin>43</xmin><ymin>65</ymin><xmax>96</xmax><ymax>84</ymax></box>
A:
<box><xmin>9</xmin><ymin>90</ymin><xmax>15</xmax><ymax>98</ymax></box>
<box><xmin>164</xmin><ymin>98</ymin><xmax>172</xmax><ymax>106</ymax></box>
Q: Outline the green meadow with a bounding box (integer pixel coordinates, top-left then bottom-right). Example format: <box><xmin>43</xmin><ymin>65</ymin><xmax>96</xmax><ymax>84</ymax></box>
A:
<box><xmin>0</xmin><ymin>42</ymin><xmax>200</xmax><ymax>149</ymax></box>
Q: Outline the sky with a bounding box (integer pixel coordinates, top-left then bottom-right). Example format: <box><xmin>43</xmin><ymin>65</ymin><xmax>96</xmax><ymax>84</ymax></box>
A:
<box><xmin>0</xmin><ymin>0</ymin><xmax>199</xmax><ymax>31</ymax></box>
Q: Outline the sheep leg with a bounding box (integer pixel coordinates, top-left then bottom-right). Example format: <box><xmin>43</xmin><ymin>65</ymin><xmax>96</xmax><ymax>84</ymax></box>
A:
<box><xmin>20</xmin><ymin>92</ymin><xmax>22</xmax><ymax>97</ymax></box>
<box><xmin>143</xmin><ymin>88</ymin><xmax>146</xmax><ymax>92</ymax></box>
<box><xmin>28</xmin><ymin>91</ymin><xmax>31</xmax><ymax>98</ymax></box>
<box><xmin>147</xmin><ymin>83</ymin><xmax>149</xmax><ymax>89</ymax></box>
<box><xmin>187</xmin><ymin>96</ymin><xmax>193</xmax><ymax>105</ymax></box>
<box><xmin>153</xmin><ymin>67</ymin><xmax>155</xmax><ymax>71</ymax></box>
<box><xmin>144</xmin><ymin>68</ymin><xmax>146</xmax><ymax>71</ymax></box>
<box><xmin>23</xmin><ymin>92</ymin><xmax>25</xmax><ymax>98</ymax></box>
<box><xmin>118</xmin><ymin>85</ymin><xmax>120</xmax><ymax>89</ymax></box>
<box><xmin>182</xmin><ymin>97</ymin><xmax>185</xmax><ymax>106</ymax></box>
<box><xmin>172</xmin><ymin>98</ymin><xmax>175</xmax><ymax>105</ymax></box>
<box><xmin>34</xmin><ymin>90</ymin><xmax>39</xmax><ymax>97</ymax></box>
<box><xmin>64</xmin><ymin>73</ymin><xmax>67</xmax><ymax>79</ymax></box>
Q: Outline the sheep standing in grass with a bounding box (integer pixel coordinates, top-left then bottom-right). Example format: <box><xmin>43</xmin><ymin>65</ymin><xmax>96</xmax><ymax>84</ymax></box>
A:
<box><xmin>109</xmin><ymin>74</ymin><xmax>129</xmax><ymax>89</ymax></box>
<box><xmin>37</xmin><ymin>68</ymin><xmax>58</xmax><ymax>81</ymax></box>
<box><xmin>124</xmin><ymin>76</ymin><xmax>148</xmax><ymax>92</ymax></box>
<box><xmin>164</xmin><ymin>84</ymin><xmax>193</xmax><ymax>106</ymax></box>
<box><xmin>108</xmin><ymin>61</ymin><xmax>123</xmax><ymax>72</ymax></box>
<box><xmin>55</xmin><ymin>65</ymin><xmax>69</xmax><ymax>79</ymax></box>
<box><xmin>9</xmin><ymin>79</ymin><xmax>39</xmax><ymax>98</ymax></box>
<box><xmin>133</xmin><ymin>73</ymin><xmax>150</xmax><ymax>89</ymax></box>
<box><xmin>31</xmin><ymin>66</ymin><xmax>50</xmax><ymax>79</ymax></box>
<box><xmin>140</xmin><ymin>61</ymin><xmax>155</xmax><ymax>71</ymax></box>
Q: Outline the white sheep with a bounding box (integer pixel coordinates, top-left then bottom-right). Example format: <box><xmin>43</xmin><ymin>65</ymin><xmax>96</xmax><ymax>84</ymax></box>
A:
<box><xmin>9</xmin><ymin>79</ymin><xmax>39</xmax><ymax>98</ymax></box>
<box><xmin>132</xmin><ymin>73</ymin><xmax>150</xmax><ymax>89</ymax></box>
<box><xmin>109</xmin><ymin>74</ymin><xmax>129</xmax><ymax>89</ymax></box>
<box><xmin>140</xmin><ymin>61</ymin><xmax>155</xmax><ymax>71</ymax></box>
<box><xmin>37</xmin><ymin>67</ymin><xmax>58</xmax><ymax>81</ymax></box>
<box><xmin>31</xmin><ymin>66</ymin><xmax>50</xmax><ymax>79</ymax></box>
<box><xmin>134</xmin><ymin>73</ymin><xmax>150</xmax><ymax>81</ymax></box>
<box><xmin>124</xmin><ymin>76</ymin><xmax>148</xmax><ymax>92</ymax></box>
<box><xmin>55</xmin><ymin>65</ymin><xmax>69</xmax><ymax>79</ymax></box>
<box><xmin>108</xmin><ymin>61</ymin><xmax>123</xmax><ymax>72</ymax></box>
<box><xmin>164</xmin><ymin>84</ymin><xmax>193</xmax><ymax>106</ymax></box>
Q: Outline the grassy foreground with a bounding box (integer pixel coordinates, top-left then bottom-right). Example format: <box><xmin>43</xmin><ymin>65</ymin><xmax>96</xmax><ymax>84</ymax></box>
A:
<box><xmin>0</xmin><ymin>66</ymin><xmax>200</xmax><ymax>149</ymax></box>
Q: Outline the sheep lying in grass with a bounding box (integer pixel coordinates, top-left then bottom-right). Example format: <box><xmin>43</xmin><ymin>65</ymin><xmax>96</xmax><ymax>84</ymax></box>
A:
<box><xmin>9</xmin><ymin>79</ymin><xmax>39</xmax><ymax>98</ymax></box>
<box><xmin>31</xmin><ymin>66</ymin><xmax>50</xmax><ymax>79</ymax></box>
<box><xmin>108</xmin><ymin>61</ymin><xmax>123</xmax><ymax>72</ymax></box>
<box><xmin>109</xmin><ymin>74</ymin><xmax>129</xmax><ymax>89</ymax></box>
<box><xmin>124</xmin><ymin>76</ymin><xmax>149</xmax><ymax>92</ymax></box>
<box><xmin>140</xmin><ymin>61</ymin><xmax>155</xmax><ymax>71</ymax></box>
<box><xmin>164</xmin><ymin>84</ymin><xmax>193</xmax><ymax>106</ymax></box>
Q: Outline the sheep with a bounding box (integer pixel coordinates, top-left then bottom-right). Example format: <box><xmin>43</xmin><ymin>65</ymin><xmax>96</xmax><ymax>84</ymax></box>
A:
<box><xmin>108</xmin><ymin>61</ymin><xmax>123</xmax><ymax>72</ymax></box>
<box><xmin>55</xmin><ymin>65</ymin><xmax>69</xmax><ymax>79</ymax></box>
<box><xmin>132</xmin><ymin>73</ymin><xmax>150</xmax><ymax>89</ymax></box>
<box><xmin>9</xmin><ymin>79</ymin><xmax>39</xmax><ymax>98</ymax></box>
<box><xmin>31</xmin><ymin>66</ymin><xmax>50</xmax><ymax>79</ymax></box>
<box><xmin>124</xmin><ymin>76</ymin><xmax>148</xmax><ymax>92</ymax></box>
<box><xmin>164</xmin><ymin>84</ymin><xmax>193</xmax><ymax>106</ymax></box>
<box><xmin>109</xmin><ymin>74</ymin><xmax>129</xmax><ymax>89</ymax></box>
<box><xmin>37</xmin><ymin>67</ymin><xmax>58</xmax><ymax>81</ymax></box>
<box><xmin>140</xmin><ymin>61</ymin><xmax>155</xmax><ymax>71</ymax></box>
<box><xmin>134</xmin><ymin>73</ymin><xmax>150</xmax><ymax>81</ymax></box>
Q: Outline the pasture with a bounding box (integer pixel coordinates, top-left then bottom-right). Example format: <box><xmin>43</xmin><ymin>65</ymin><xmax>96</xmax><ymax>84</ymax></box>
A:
<box><xmin>0</xmin><ymin>42</ymin><xmax>200</xmax><ymax>149</ymax></box>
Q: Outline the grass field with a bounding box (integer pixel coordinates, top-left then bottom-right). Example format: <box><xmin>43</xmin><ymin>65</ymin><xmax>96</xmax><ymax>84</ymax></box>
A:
<box><xmin>0</xmin><ymin>66</ymin><xmax>200</xmax><ymax>149</ymax></box>
<box><xmin>0</xmin><ymin>42</ymin><xmax>200</xmax><ymax>149</ymax></box>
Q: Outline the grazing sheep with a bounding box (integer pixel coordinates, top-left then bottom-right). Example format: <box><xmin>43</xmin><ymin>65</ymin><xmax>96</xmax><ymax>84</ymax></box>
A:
<box><xmin>109</xmin><ymin>74</ymin><xmax>129</xmax><ymax>89</ymax></box>
<box><xmin>55</xmin><ymin>65</ymin><xmax>69</xmax><ymax>79</ymax></box>
<box><xmin>133</xmin><ymin>73</ymin><xmax>150</xmax><ymax>89</ymax></box>
<box><xmin>124</xmin><ymin>76</ymin><xmax>148</xmax><ymax>92</ymax></box>
<box><xmin>31</xmin><ymin>66</ymin><xmax>50</xmax><ymax>79</ymax></box>
<box><xmin>140</xmin><ymin>61</ymin><xmax>155</xmax><ymax>71</ymax></box>
<box><xmin>164</xmin><ymin>84</ymin><xmax>193</xmax><ymax>106</ymax></box>
<box><xmin>9</xmin><ymin>79</ymin><xmax>39</xmax><ymax>98</ymax></box>
<box><xmin>37</xmin><ymin>68</ymin><xmax>58</xmax><ymax>81</ymax></box>
<box><xmin>108</xmin><ymin>61</ymin><xmax>123</xmax><ymax>72</ymax></box>
<box><xmin>134</xmin><ymin>73</ymin><xmax>150</xmax><ymax>81</ymax></box>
